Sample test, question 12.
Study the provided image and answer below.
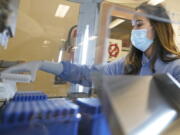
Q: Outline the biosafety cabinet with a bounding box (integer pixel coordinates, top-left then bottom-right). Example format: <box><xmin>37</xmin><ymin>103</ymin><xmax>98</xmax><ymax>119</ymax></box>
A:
<box><xmin>0</xmin><ymin>0</ymin><xmax>180</xmax><ymax>135</ymax></box>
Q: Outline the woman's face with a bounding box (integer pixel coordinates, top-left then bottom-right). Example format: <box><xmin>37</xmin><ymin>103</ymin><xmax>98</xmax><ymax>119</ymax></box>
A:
<box><xmin>132</xmin><ymin>9</ymin><xmax>154</xmax><ymax>40</ymax></box>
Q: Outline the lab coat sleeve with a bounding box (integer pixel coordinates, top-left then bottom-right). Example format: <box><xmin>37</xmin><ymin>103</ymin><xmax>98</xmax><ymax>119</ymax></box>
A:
<box><xmin>58</xmin><ymin>58</ymin><xmax>125</xmax><ymax>87</ymax></box>
<box><xmin>172</xmin><ymin>62</ymin><xmax>180</xmax><ymax>83</ymax></box>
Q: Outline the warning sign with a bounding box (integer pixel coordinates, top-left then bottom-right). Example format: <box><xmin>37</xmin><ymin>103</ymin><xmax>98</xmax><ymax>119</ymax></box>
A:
<box><xmin>108</xmin><ymin>43</ymin><xmax>120</xmax><ymax>57</ymax></box>
<box><xmin>108</xmin><ymin>39</ymin><xmax>122</xmax><ymax>62</ymax></box>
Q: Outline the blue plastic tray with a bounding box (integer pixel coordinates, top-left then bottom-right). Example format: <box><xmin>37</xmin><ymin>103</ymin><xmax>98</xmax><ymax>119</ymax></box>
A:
<box><xmin>76</xmin><ymin>98</ymin><xmax>112</xmax><ymax>135</ymax></box>
<box><xmin>12</xmin><ymin>91</ymin><xmax>48</xmax><ymax>101</ymax></box>
<box><xmin>0</xmin><ymin>98</ymin><xmax>80</xmax><ymax>135</ymax></box>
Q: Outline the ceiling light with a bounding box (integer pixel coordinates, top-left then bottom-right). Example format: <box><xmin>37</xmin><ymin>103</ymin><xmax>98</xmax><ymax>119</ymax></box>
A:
<box><xmin>109</xmin><ymin>19</ymin><xmax>125</xmax><ymax>29</ymax></box>
<box><xmin>55</xmin><ymin>4</ymin><xmax>70</xmax><ymax>18</ymax></box>
<box><xmin>43</xmin><ymin>40</ymin><xmax>50</xmax><ymax>44</ymax></box>
<box><xmin>60</xmin><ymin>38</ymin><xmax>66</xmax><ymax>42</ymax></box>
<box><xmin>148</xmin><ymin>0</ymin><xmax>165</xmax><ymax>5</ymax></box>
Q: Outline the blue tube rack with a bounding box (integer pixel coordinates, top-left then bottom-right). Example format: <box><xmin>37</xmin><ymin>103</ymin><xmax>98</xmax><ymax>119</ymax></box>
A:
<box><xmin>0</xmin><ymin>98</ymin><xmax>80</xmax><ymax>135</ymax></box>
<box><xmin>12</xmin><ymin>91</ymin><xmax>47</xmax><ymax>101</ymax></box>
<box><xmin>76</xmin><ymin>98</ymin><xmax>112</xmax><ymax>135</ymax></box>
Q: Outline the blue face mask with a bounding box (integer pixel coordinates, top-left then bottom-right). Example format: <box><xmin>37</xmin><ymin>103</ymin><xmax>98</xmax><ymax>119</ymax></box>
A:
<box><xmin>131</xmin><ymin>29</ymin><xmax>153</xmax><ymax>52</ymax></box>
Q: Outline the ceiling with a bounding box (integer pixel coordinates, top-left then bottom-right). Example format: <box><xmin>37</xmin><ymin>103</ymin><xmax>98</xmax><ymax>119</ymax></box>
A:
<box><xmin>0</xmin><ymin>0</ymin><xmax>180</xmax><ymax>55</ymax></box>
<box><xmin>15</xmin><ymin>0</ymin><xmax>80</xmax><ymax>46</ymax></box>
<box><xmin>10</xmin><ymin>0</ymin><xmax>146</xmax><ymax>49</ymax></box>
<box><xmin>110</xmin><ymin>19</ymin><xmax>132</xmax><ymax>40</ymax></box>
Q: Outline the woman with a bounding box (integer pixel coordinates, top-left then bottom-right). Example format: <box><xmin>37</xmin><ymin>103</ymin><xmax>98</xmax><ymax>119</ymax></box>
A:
<box><xmin>1</xmin><ymin>2</ymin><xmax>180</xmax><ymax>86</ymax></box>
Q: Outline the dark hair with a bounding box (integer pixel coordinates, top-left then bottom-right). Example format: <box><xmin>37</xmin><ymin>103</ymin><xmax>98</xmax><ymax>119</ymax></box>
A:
<box><xmin>0</xmin><ymin>0</ymin><xmax>10</xmax><ymax>32</ymax></box>
<box><xmin>65</xmin><ymin>25</ymin><xmax>77</xmax><ymax>51</ymax></box>
<box><xmin>124</xmin><ymin>2</ymin><xmax>180</xmax><ymax>74</ymax></box>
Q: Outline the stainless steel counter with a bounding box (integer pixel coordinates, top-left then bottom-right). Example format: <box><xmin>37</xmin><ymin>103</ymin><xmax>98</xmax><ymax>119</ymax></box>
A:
<box><xmin>93</xmin><ymin>73</ymin><xmax>180</xmax><ymax>135</ymax></box>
